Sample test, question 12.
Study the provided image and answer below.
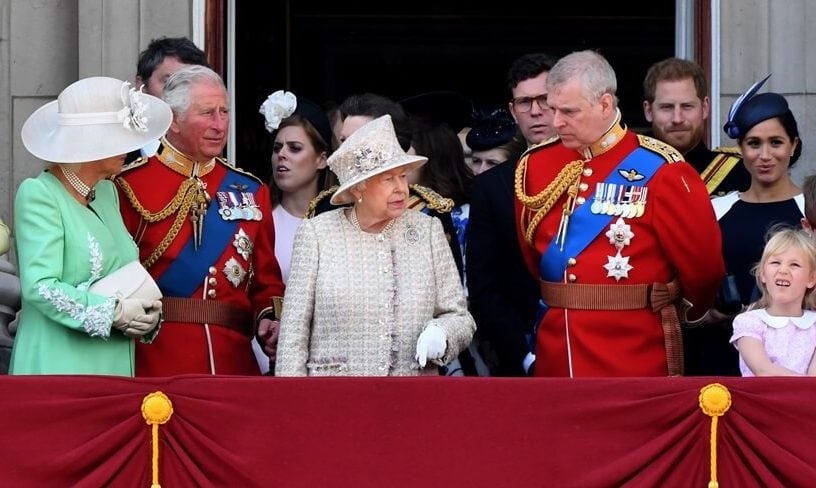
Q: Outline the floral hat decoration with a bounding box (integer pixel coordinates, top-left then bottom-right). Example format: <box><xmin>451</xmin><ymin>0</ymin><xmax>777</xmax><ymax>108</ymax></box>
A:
<box><xmin>327</xmin><ymin>115</ymin><xmax>427</xmax><ymax>205</ymax></box>
<box><xmin>21</xmin><ymin>77</ymin><xmax>172</xmax><ymax>163</ymax></box>
<box><xmin>259</xmin><ymin>90</ymin><xmax>333</xmax><ymax>149</ymax></box>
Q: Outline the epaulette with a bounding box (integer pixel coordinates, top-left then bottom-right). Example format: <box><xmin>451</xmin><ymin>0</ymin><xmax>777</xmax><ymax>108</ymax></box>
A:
<box><xmin>519</xmin><ymin>134</ymin><xmax>560</xmax><ymax>159</ymax></box>
<box><xmin>409</xmin><ymin>184</ymin><xmax>454</xmax><ymax>213</ymax></box>
<box><xmin>713</xmin><ymin>146</ymin><xmax>742</xmax><ymax>156</ymax></box>
<box><xmin>637</xmin><ymin>134</ymin><xmax>683</xmax><ymax>163</ymax></box>
<box><xmin>305</xmin><ymin>185</ymin><xmax>340</xmax><ymax>218</ymax></box>
<box><xmin>215</xmin><ymin>157</ymin><xmax>263</xmax><ymax>184</ymax></box>
<box><xmin>120</xmin><ymin>155</ymin><xmax>149</xmax><ymax>172</ymax></box>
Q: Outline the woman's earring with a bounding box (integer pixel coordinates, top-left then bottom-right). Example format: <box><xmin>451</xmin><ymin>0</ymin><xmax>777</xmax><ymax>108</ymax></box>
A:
<box><xmin>357</xmin><ymin>196</ymin><xmax>363</xmax><ymax>203</ymax></box>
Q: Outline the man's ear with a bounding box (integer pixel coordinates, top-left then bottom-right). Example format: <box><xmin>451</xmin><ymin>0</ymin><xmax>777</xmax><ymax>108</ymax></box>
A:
<box><xmin>642</xmin><ymin>100</ymin><xmax>654</xmax><ymax>123</ymax></box>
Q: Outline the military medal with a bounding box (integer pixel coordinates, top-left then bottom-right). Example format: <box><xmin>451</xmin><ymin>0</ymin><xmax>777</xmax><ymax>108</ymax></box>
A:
<box><xmin>223</xmin><ymin>256</ymin><xmax>247</xmax><ymax>287</ymax></box>
<box><xmin>591</xmin><ymin>183</ymin><xmax>604</xmax><ymax>214</ymax></box>
<box><xmin>635</xmin><ymin>187</ymin><xmax>648</xmax><ymax>218</ymax></box>
<box><xmin>605</xmin><ymin>217</ymin><xmax>633</xmax><ymax>250</ymax></box>
<box><xmin>216</xmin><ymin>191</ymin><xmax>236</xmax><ymax>219</ymax></box>
<box><xmin>232</xmin><ymin>228</ymin><xmax>254</xmax><ymax>260</ymax></box>
<box><xmin>241</xmin><ymin>192</ymin><xmax>263</xmax><ymax>221</ymax></box>
<box><xmin>603</xmin><ymin>251</ymin><xmax>633</xmax><ymax>281</ymax></box>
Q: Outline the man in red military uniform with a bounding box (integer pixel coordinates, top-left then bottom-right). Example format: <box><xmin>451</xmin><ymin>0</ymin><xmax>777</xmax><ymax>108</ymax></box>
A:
<box><xmin>515</xmin><ymin>51</ymin><xmax>724</xmax><ymax>377</ymax></box>
<box><xmin>117</xmin><ymin>65</ymin><xmax>284</xmax><ymax>376</ymax></box>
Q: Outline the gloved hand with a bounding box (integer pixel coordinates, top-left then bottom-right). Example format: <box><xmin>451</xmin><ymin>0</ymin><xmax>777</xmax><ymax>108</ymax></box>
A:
<box><xmin>415</xmin><ymin>325</ymin><xmax>447</xmax><ymax>367</ymax></box>
<box><xmin>112</xmin><ymin>298</ymin><xmax>162</xmax><ymax>338</ymax></box>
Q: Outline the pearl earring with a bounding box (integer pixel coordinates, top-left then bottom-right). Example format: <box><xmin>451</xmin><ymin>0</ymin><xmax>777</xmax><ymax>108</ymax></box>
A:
<box><xmin>357</xmin><ymin>196</ymin><xmax>363</xmax><ymax>203</ymax></box>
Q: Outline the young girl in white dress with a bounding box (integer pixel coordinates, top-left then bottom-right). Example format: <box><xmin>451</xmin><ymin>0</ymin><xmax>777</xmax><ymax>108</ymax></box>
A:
<box><xmin>730</xmin><ymin>228</ymin><xmax>816</xmax><ymax>376</ymax></box>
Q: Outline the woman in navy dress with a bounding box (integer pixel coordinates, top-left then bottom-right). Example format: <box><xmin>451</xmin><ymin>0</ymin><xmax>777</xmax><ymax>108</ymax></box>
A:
<box><xmin>695</xmin><ymin>78</ymin><xmax>805</xmax><ymax>375</ymax></box>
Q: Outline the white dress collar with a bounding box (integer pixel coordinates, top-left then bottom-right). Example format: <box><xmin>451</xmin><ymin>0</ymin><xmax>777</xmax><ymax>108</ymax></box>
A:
<box><xmin>758</xmin><ymin>309</ymin><xmax>816</xmax><ymax>330</ymax></box>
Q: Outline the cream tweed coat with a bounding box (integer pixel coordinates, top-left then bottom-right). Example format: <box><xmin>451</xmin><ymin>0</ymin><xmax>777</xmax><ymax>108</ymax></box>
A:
<box><xmin>275</xmin><ymin>208</ymin><xmax>475</xmax><ymax>376</ymax></box>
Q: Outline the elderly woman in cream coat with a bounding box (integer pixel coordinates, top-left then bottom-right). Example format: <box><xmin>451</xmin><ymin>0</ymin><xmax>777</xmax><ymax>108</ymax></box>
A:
<box><xmin>275</xmin><ymin>115</ymin><xmax>475</xmax><ymax>376</ymax></box>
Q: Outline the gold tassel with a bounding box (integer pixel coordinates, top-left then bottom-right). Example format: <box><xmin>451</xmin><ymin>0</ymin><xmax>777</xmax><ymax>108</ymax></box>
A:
<box><xmin>141</xmin><ymin>392</ymin><xmax>174</xmax><ymax>488</ymax></box>
<box><xmin>698</xmin><ymin>383</ymin><xmax>732</xmax><ymax>488</ymax></box>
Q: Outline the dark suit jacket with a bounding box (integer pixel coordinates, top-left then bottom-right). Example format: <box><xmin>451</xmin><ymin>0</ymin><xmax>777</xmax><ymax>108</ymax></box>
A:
<box><xmin>466</xmin><ymin>159</ymin><xmax>540</xmax><ymax>376</ymax></box>
<box><xmin>684</xmin><ymin>142</ymin><xmax>750</xmax><ymax>196</ymax></box>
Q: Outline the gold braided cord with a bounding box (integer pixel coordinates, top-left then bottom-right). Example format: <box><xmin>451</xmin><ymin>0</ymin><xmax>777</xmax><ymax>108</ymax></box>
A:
<box><xmin>117</xmin><ymin>177</ymin><xmax>198</xmax><ymax>223</ymax></box>
<box><xmin>141</xmin><ymin>193</ymin><xmax>195</xmax><ymax>269</ymax></box>
<box><xmin>514</xmin><ymin>155</ymin><xmax>584</xmax><ymax>209</ymax></box>
<box><xmin>116</xmin><ymin>176</ymin><xmax>200</xmax><ymax>269</ymax></box>
<box><xmin>515</xmin><ymin>155</ymin><xmax>585</xmax><ymax>244</ymax></box>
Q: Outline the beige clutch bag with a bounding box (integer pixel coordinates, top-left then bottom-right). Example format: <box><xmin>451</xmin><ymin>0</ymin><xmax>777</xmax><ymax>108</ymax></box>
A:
<box><xmin>89</xmin><ymin>261</ymin><xmax>162</xmax><ymax>301</ymax></box>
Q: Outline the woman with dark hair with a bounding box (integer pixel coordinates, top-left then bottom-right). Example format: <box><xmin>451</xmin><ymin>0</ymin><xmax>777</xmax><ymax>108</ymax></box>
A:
<box><xmin>692</xmin><ymin>77</ymin><xmax>806</xmax><ymax>376</ymax></box>
<box><xmin>408</xmin><ymin>118</ymin><xmax>473</xmax><ymax>265</ymax></box>
<box><xmin>259</xmin><ymin>90</ymin><xmax>338</xmax><ymax>282</ymax></box>
<box><xmin>256</xmin><ymin>90</ymin><xmax>338</xmax><ymax>373</ymax></box>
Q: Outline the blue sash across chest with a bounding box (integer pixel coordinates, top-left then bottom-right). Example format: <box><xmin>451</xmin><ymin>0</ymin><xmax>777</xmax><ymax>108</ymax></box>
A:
<box><xmin>157</xmin><ymin>171</ymin><xmax>259</xmax><ymax>297</ymax></box>
<box><xmin>538</xmin><ymin>147</ymin><xmax>664</xmax><ymax>281</ymax></box>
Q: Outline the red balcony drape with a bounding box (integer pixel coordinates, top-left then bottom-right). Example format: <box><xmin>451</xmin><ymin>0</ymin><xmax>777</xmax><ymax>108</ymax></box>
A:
<box><xmin>0</xmin><ymin>375</ymin><xmax>813</xmax><ymax>487</ymax></box>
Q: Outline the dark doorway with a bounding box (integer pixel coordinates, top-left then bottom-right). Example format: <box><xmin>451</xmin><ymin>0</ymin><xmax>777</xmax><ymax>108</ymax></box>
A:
<box><xmin>234</xmin><ymin>2</ymin><xmax>675</xmax><ymax>179</ymax></box>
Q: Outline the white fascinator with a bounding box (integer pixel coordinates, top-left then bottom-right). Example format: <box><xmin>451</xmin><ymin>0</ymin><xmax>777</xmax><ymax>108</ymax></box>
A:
<box><xmin>259</xmin><ymin>90</ymin><xmax>297</xmax><ymax>133</ymax></box>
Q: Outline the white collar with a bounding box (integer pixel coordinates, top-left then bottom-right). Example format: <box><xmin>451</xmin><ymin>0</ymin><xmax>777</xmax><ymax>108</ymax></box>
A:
<box><xmin>758</xmin><ymin>309</ymin><xmax>816</xmax><ymax>330</ymax></box>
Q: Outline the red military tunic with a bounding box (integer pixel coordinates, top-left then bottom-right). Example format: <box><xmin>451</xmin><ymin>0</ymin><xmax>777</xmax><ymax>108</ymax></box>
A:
<box><xmin>515</xmin><ymin>123</ymin><xmax>724</xmax><ymax>377</ymax></box>
<box><xmin>117</xmin><ymin>140</ymin><xmax>284</xmax><ymax>376</ymax></box>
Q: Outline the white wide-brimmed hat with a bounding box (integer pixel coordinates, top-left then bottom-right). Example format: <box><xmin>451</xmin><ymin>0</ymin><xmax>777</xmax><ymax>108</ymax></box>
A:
<box><xmin>328</xmin><ymin>114</ymin><xmax>427</xmax><ymax>205</ymax></box>
<box><xmin>21</xmin><ymin>77</ymin><xmax>172</xmax><ymax>163</ymax></box>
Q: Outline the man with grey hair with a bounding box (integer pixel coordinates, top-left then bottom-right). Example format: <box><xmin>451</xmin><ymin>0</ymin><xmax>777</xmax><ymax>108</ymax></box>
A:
<box><xmin>514</xmin><ymin>50</ymin><xmax>724</xmax><ymax>377</ymax></box>
<box><xmin>116</xmin><ymin>65</ymin><xmax>285</xmax><ymax>376</ymax></box>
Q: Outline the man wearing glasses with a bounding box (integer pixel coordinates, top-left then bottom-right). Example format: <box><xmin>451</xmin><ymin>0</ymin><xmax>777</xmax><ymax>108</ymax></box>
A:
<box><xmin>466</xmin><ymin>53</ymin><xmax>558</xmax><ymax>376</ymax></box>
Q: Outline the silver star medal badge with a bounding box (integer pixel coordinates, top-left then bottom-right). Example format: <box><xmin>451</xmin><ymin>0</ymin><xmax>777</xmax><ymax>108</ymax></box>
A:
<box><xmin>232</xmin><ymin>228</ymin><xmax>254</xmax><ymax>261</ymax></box>
<box><xmin>223</xmin><ymin>256</ymin><xmax>247</xmax><ymax>287</ymax></box>
<box><xmin>603</xmin><ymin>217</ymin><xmax>634</xmax><ymax>281</ymax></box>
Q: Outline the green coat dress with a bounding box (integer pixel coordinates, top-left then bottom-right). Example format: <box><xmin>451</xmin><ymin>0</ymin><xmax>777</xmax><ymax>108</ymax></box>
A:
<box><xmin>10</xmin><ymin>171</ymin><xmax>139</xmax><ymax>375</ymax></box>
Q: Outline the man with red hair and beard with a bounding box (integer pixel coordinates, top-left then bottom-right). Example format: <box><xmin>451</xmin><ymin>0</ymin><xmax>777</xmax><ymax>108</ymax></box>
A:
<box><xmin>642</xmin><ymin>57</ymin><xmax>750</xmax><ymax>197</ymax></box>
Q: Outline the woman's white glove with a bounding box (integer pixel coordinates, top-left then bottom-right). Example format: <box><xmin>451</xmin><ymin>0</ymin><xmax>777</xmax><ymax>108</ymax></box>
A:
<box><xmin>415</xmin><ymin>325</ymin><xmax>447</xmax><ymax>367</ymax></box>
<box><xmin>112</xmin><ymin>298</ymin><xmax>162</xmax><ymax>338</ymax></box>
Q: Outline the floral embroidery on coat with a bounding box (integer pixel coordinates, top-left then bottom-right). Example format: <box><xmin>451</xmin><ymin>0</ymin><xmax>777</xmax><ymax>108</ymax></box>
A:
<box><xmin>37</xmin><ymin>233</ymin><xmax>114</xmax><ymax>337</ymax></box>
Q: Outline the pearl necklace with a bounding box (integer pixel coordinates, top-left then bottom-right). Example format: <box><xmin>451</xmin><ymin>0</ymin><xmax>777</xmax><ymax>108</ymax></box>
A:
<box><xmin>349</xmin><ymin>208</ymin><xmax>395</xmax><ymax>234</ymax></box>
<box><xmin>60</xmin><ymin>166</ymin><xmax>96</xmax><ymax>202</ymax></box>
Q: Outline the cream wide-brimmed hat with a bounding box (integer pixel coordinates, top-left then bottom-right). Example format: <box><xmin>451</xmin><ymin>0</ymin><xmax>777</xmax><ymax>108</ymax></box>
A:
<box><xmin>327</xmin><ymin>114</ymin><xmax>427</xmax><ymax>205</ymax></box>
<box><xmin>21</xmin><ymin>77</ymin><xmax>172</xmax><ymax>163</ymax></box>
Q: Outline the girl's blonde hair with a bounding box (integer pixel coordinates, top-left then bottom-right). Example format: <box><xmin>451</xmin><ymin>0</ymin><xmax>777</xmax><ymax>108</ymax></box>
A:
<box><xmin>751</xmin><ymin>226</ymin><xmax>816</xmax><ymax>310</ymax></box>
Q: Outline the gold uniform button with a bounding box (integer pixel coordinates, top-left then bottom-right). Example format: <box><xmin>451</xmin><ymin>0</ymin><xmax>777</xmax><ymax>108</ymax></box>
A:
<box><xmin>568</xmin><ymin>274</ymin><xmax>577</xmax><ymax>282</ymax></box>
<box><xmin>207</xmin><ymin>289</ymin><xmax>216</xmax><ymax>298</ymax></box>
<box><xmin>583</xmin><ymin>168</ymin><xmax>593</xmax><ymax>177</ymax></box>
<box><xmin>579</xmin><ymin>182</ymin><xmax>589</xmax><ymax>191</ymax></box>
<box><xmin>208</xmin><ymin>266</ymin><xmax>217</xmax><ymax>276</ymax></box>
<box><xmin>568</xmin><ymin>258</ymin><xmax>577</xmax><ymax>266</ymax></box>
<box><xmin>208</xmin><ymin>277</ymin><xmax>217</xmax><ymax>286</ymax></box>
<box><xmin>576</xmin><ymin>196</ymin><xmax>586</xmax><ymax>205</ymax></box>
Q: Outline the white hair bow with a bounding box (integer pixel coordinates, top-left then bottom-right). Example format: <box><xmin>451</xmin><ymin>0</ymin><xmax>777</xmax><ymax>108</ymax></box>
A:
<box><xmin>259</xmin><ymin>90</ymin><xmax>297</xmax><ymax>133</ymax></box>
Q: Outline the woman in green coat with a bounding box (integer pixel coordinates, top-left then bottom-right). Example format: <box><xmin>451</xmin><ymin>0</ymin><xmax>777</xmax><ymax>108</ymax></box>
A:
<box><xmin>11</xmin><ymin>77</ymin><xmax>172</xmax><ymax>375</ymax></box>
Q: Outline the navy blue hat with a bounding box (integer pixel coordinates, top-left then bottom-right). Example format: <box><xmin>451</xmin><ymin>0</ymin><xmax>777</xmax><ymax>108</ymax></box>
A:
<box><xmin>294</xmin><ymin>97</ymin><xmax>333</xmax><ymax>150</ymax></box>
<box><xmin>723</xmin><ymin>75</ymin><xmax>791</xmax><ymax>139</ymax></box>
<box><xmin>466</xmin><ymin>114</ymin><xmax>518</xmax><ymax>151</ymax></box>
